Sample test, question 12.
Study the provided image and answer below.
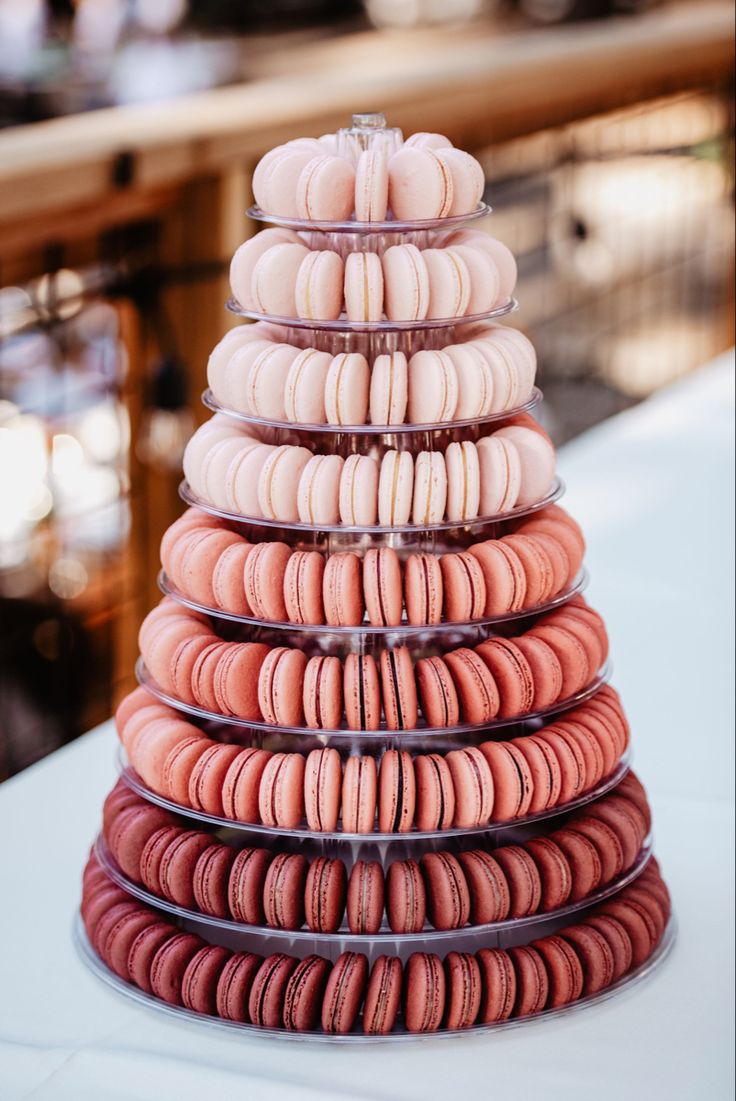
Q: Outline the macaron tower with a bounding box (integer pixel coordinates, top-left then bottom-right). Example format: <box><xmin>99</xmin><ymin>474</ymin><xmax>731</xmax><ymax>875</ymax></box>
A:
<box><xmin>78</xmin><ymin>114</ymin><xmax>674</xmax><ymax>1039</ymax></box>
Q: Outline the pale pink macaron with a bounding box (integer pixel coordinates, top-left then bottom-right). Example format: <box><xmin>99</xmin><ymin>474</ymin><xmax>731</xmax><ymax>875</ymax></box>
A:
<box><xmin>253</xmin><ymin>146</ymin><xmax>317</xmax><ymax>217</ymax></box>
<box><xmin>229</xmin><ymin>229</ymin><xmax>302</xmax><ymax>309</ymax></box>
<box><xmin>355</xmin><ymin>149</ymin><xmax>389</xmax><ymax>222</ymax></box>
<box><xmin>324</xmin><ymin>353</ymin><xmax>370</xmax><ymax>425</ymax></box>
<box><xmin>408</xmin><ymin>350</ymin><xmax>458</xmax><ymax>423</ymax></box>
<box><xmin>182</xmin><ymin>419</ymin><xmax>243</xmax><ymax>497</ymax></box>
<box><xmin>442</xmin><ymin>343</ymin><xmax>494</xmax><ymax>419</ymax></box>
<box><xmin>404</xmin><ymin>132</ymin><xmax>453</xmax><ymax>151</ymax></box>
<box><xmin>258</xmin><ymin>444</ymin><xmax>313</xmax><ymax>522</ymax></box>
<box><xmin>388</xmin><ymin>148</ymin><xmax>453</xmax><ymax>220</ymax></box>
<box><xmin>477</xmin><ymin>436</ymin><xmax>521</xmax><ymax>516</ymax></box>
<box><xmin>284</xmin><ymin>349</ymin><xmax>332</xmax><ymax>424</ymax></box>
<box><xmin>434</xmin><ymin>148</ymin><xmax>485</xmax><ymax>216</ymax></box>
<box><xmin>225</xmin><ymin>442</ymin><xmax>276</xmax><ymax>516</ymax></box>
<box><xmin>297</xmin><ymin>454</ymin><xmax>344</xmax><ymax>525</ymax></box>
<box><xmin>251</xmin><ymin>242</ymin><xmax>310</xmax><ymax>317</ymax></box>
<box><xmin>214</xmin><ymin>340</ymin><xmax>272</xmax><ymax>411</ymax></box>
<box><xmin>476</xmin><ymin>341</ymin><xmax>523</xmax><ymax>415</ymax></box>
<box><xmin>446</xmin><ymin>230</ymin><xmax>517</xmax><ymax>301</ymax></box>
<box><xmin>201</xmin><ymin>438</ymin><xmax>256</xmax><ymax>509</ymax></box>
<box><xmin>344</xmin><ymin>253</ymin><xmax>384</xmax><ymax>323</ymax></box>
<box><xmin>295</xmin><ymin>251</ymin><xmax>345</xmax><ymax>321</ymax></box>
<box><xmin>483</xmin><ymin>326</ymin><xmax>537</xmax><ymax>399</ymax></box>
<box><xmin>445</xmin><ymin>440</ymin><xmax>481</xmax><ymax>522</ymax></box>
<box><xmin>370</xmin><ymin>352</ymin><xmax>408</xmax><ymax>426</ymax></box>
<box><xmin>422</xmin><ymin>249</ymin><xmax>471</xmax><ymax>319</ymax></box>
<box><xmin>412</xmin><ymin>452</ymin><xmax>448</xmax><ymax>525</ymax></box>
<box><xmin>245</xmin><ymin>344</ymin><xmax>301</xmax><ymax>421</ymax></box>
<box><xmin>296</xmin><ymin>155</ymin><xmax>356</xmax><ymax>221</ymax></box>
<box><xmin>450</xmin><ymin>245</ymin><xmax>501</xmax><ymax>314</ymax></box>
<box><xmin>206</xmin><ymin>325</ymin><xmax>272</xmax><ymax>393</ymax></box>
<box><xmin>382</xmin><ymin>245</ymin><xmax>430</xmax><ymax>321</ymax></box>
<box><xmin>378</xmin><ymin>450</ymin><xmax>414</xmax><ymax>526</ymax></box>
<box><xmin>494</xmin><ymin>425</ymin><xmax>555</xmax><ymax>507</ymax></box>
<box><xmin>339</xmin><ymin>455</ymin><xmax>379</xmax><ymax>526</ymax></box>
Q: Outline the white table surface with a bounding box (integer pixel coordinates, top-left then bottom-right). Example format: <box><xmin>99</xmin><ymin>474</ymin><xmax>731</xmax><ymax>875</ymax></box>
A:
<box><xmin>1</xmin><ymin>354</ymin><xmax>734</xmax><ymax>1101</ymax></box>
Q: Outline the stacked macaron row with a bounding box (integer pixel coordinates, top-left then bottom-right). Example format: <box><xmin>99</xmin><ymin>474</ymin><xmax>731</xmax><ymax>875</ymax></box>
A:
<box><xmin>115</xmin><ymin>683</ymin><xmax>629</xmax><ymax>831</ymax></box>
<box><xmin>230</xmin><ymin>229</ymin><xmax>514</xmax><ymax>323</ymax></box>
<box><xmin>137</xmin><ymin>595</ymin><xmax>608</xmax><ymax>732</ymax></box>
<box><xmin>82</xmin><ymin>849</ymin><xmax>671</xmax><ymax>1033</ymax></box>
<box><xmin>102</xmin><ymin>779</ymin><xmax>650</xmax><ymax>934</ymax></box>
<box><xmin>252</xmin><ymin>131</ymin><xmax>486</xmax><ymax>223</ymax></box>
<box><xmin>207</xmin><ymin>321</ymin><xmax>535</xmax><ymax>427</ymax></box>
<box><xmin>160</xmin><ymin>504</ymin><xmax>584</xmax><ymax>627</ymax></box>
<box><xmin>183</xmin><ymin>413</ymin><xmax>556</xmax><ymax>527</ymax></box>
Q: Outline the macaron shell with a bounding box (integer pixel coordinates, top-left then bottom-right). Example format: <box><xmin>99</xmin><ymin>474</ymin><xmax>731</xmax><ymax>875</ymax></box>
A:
<box><xmin>477</xmin><ymin>948</ymin><xmax>516</xmax><ymax>1022</ymax></box>
<box><xmin>321</xmin><ymin>952</ymin><xmax>369</xmax><ymax>1034</ymax></box>
<box><xmin>347</xmin><ymin>859</ymin><xmax>385</xmax><ymax>934</ymax></box>
<box><xmin>444</xmin><ymin>951</ymin><xmax>482</xmax><ymax>1029</ymax></box>
<box><xmin>404</xmin><ymin>952</ymin><xmax>446</xmax><ymax>1033</ymax></box>
<box><xmin>363</xmin><ymin>956</ymin><xmax>402</xmax><ymax>1035</ymax></box>
<box><xmin>283</xmin><ymin>954</ymin><xmax>332</xmax><ymax>1031</ymax></box>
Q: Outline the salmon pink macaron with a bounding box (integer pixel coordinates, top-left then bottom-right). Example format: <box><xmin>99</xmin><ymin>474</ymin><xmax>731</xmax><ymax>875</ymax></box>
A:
<box><xmin>501</xmin><ymin>533</ymin><xmax>556</xmax><ymax>608</ymax></box>
<box><xmin>405</xmin><ymin>553</ymin><xmax>443</xmax><ymax>625</ymax></box>
<box><xmin>341</xmin><ymin>756</ymin><xmax>377</xmax><ymax>833</ymax></box>
<box><xmin>297</xmin><ymin>454</ymin><xmax>343</xmax><ymax>525</ymax></box>
<box><xmin>161</xmin><ymin>737</ymin><xmax>212</xmax><ymax>807</ymax></box>
<box><xmin>412</xmin><ymin>451</ymin><xmax>447</xmax><ymax>525</ymax></box>
<box><xmin>296</xmin><ymin>154</ymin><xmax>356</xmax><ymax>221</ymax></box>
<box><xmin>187</xmin><ymin>743</ymin><xmax>243</xmax><ymax>817</ymax></box>
<box><xmin>283</xmin><ymin>955</ymin><xmax>332</xmax><ymax>1032</ymax></box>
<box><xmin>251</xmin><ymin>242</ymin><xmax>310</xmax><ymax>318</ymax></box>
<box><xmin>434</xmin><ymin>148</ymin><xmax>485</xmax><ymax>216</ymax></box>
<box><xmin>508</xmin><ymin>944</ymin><xmax>549</xmax><ymax>1017</ymax></box>
<box><xmin>560</xmin><ymin>924</ymin><xmax>615</xmax><ymax>996</ymax></box>
<box><xmin>324</xmin><ymin>352</ymin><xmax>370</xmax><ymax>425</ymax></box>
<box><xmin>404</xmin><ymin>952</ymin><xmax>446</xmax><ymax>1033</ymax></box>
<box><xmin>355</xmin><ymin>149</ymin><xmax>389</xmax><ymax>222</ymax></box>
<box><xmin>388</xmin><ymin>148</ymin><xmax>454</xmax><ymax>220</ymax></box>
<box><xmin>490</xmin><ymin>845</ymin><xmax>542</xmax><ymax>918</ymax></box>
<box><xmin>173</xmin><ymin>528</ymin><xmax>243</xmax><ymax>607</ymax></box>
<box><xmin>531</xmin><ymin>624</ymin><xmax>589</xmax><ymax>699</ymax></box>
<box><xmin>258</xmin><ymin>753</ymin><xmax>306</xmax><ymax>828</ymax></box>
<box><xmin>444</xmin><ymin>952</ymin><xmax>482</xmax><ymax>1030</ymax></box>
<box><xmin>263</xmin><ymin>852</ymin><xmax>308</xmax><ymax>930</ymax></box>
<box><xmin>479</xmin><ymin>739</ymin><xmax>533</xmax><ymax>820</ymax></box>
<box><xmin>212</xmin><ymin>542</ymin><xmax>253</xmax><ymax>616</ymax></box>
<box><xmin>477</xmin><ymin>948</ymin><xmax>516</xmax><ymax>1023</ymax></box>
<box><xmin>466</xmin><ymin>540</ymin><xmax>526</xmax><ymax>616</ymax></box>
<box><xmin>283</xmin><ymin>550</ymin><xmax>325</xmax><ymax>625</ymax></box>
<box><xmin>222</xmin><ymin>746</ymin><xmax>272</xmax><ymax>823</ymax></box>
<box><xmin>477</xmin><ymin>435</ymin><xmax>522</xmax><ymax>516</ymax></box>
<box><xmin>416</xmin><ymin>655</ymin><xmax>460</xmax><ymax>728</ymax></box>
<box><xmin>213</xmin><ymin>642</ymin><xmax>271</xmax><ymax>720</ymax></box>
<box><xmin>380</xmin><ymin>646</ymin><xmax>418</xmax><ymax>731</ymax></box>
<box><xmin>407</xmin><ymin>350</ymin><xmax>458</xmax><ymax>423</ymax></box>
<box><xmin>445</xmin><ymin>648</ymin><xmax>500</xmax><ymax>724</ymax></box>
<box><xmin>284</xmin><ymin>348</ymin><xmax>332</xmax><ymax>423</ymax></box>
<box><xmin>323</xmin><ymin>552</ymin><xmax>364</xmax><ymax>626</ymax></box>
<box><xmin>363</xmin><ymin>957</ymin><xmax>403</xmax><ymax>1035</ymax></box>
<box><xmin>243</xmin><ymin>541</ymin><xmax>291</xmax><ymax>622</ymax></box>
<box><xmin>550</xmin><ymin>828</ymin><xmax>602</xmax><ymax>901</ymax></box>
<box><xmin>524</xmin><ymin>836</ymin><xmax>573</xmax><ymax>911</ymax></box>
<box><xmin>445</xmin><ymin>746</ymin><xmax>494</xmax><ymax>828</ymax></box>
<box><xmin>305</xmin><ymin>857</ymin><xmax>347</xmax><ymax>933</ymax></box>
<box><xmin>321</xmin><ymin>952</ymin><xmax>369</xmax><ymax>1035</ymax></box>
<box><xmin>531</xmin><ymin>935</ymin><xmax>583</xmax><ymax>1008</ymax></box>
<box><xmin>295</xmin><ymin>250</ymin><xmax>344</xmax><ymax>321</ymax></box>
<box><xmin>344</xmin><ymin>252</ymin><xmax>384</xmax><ymax>323</ymax></box>
<box><xmin>495</xmin><ymin>424</ymin><xmax>555</xmax><ymax>507</ymax></box>
<box><xmin>258</xmin><ymin>647</ymin><xmax>307</xmax><ymax>727</ymax></box>
<box><xmin>476</xmin><ymin>638</ymin><xmax>535</xmax><ymax>719</ymax></box>
<box><xmin>382</xmin><ymin>244</ymin><xmax>430</xmax><ymax>321</ymax></box>
<box><xmin>304</xmin><ymin>747</ymin><xmax>342</xmax><ymax>832</ymax></box>
<box><xmin>439</xmin><ymin>552</ymin><xmax>486</xmax><ymax>621</ymax></box>
<box><xmin>363</xmin><ymin>547</ymin><xmax>402</xmax><ymax>627</ymax></box>
<box><xmin>347</xmin><ymin>859</ymin><xmax>385</xmax><ymax>934</ymax></box>
<box><xmin>585</xmin><ymin>914</ymin><xmax>634</xmax><ymax>982</ymax></box>
<box><xmin>303</xmin><ymin>655</ymin><xmax>343</xmax><ymax>730</ymax></box>
<box><xmin>370</xmin><ymin>351</ymin><xmax>408</xmax><ymax>425</ymax></box>
<box><xmin>339</xmin><ymin>454</ymin><xmax>379</xmax><ymax>526</ymax></box>
<box><xmin>414</xmin><ymin>752</ymin><xmax>456</xmax><ymax>830</ymax></box>
<box><xmin>107</xmin><ymin>804</ymin><xmax>176</xmax><ymax>881</ymax></box>
<box><xmin>423</xmin><ymin>248</ymin><xmax>471</xmax><ymax>319</ymax></box>
<box><xmin>229</xmin><ymin>228</ymin><xmax>303</xmax><ymax>309</ymax></box>
<box><xmin>378</xmin><ymin>450</ymin><xmax>414</xmax><ymax>526</ymax></box>
<box><xmin>378</xmin><ymin>749</ymin><xmax>416</xmax><ymax>832</ymax></box>
<box><xmin>513</xmin><ymin>634</ymin><xmax>564</xmax><ymax>711</ymax></box>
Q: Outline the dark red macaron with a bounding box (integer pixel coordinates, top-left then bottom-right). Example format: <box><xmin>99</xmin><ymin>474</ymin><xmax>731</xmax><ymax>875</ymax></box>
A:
<box><xmin>492</xmin><ymin>845</ymin><xmax>542</xmax><ymax>918</ymax></box>
<box><xmin>249</xmin><ymin>953</ymin><xmax>299</xmax><ymax>1028</ymax></box>
<box><xmin>386</xmin><ymin>858</ymin><xmax>426</xmax><ymax>934</ymax></box>
<box><xmin>321</xmin><ymin>952</ymin><xmax>369</xmax><ymax>1035</ymax></box>
<box><xmin>523</xmin><ymin>836</ymin><xmax>573</xmax><ymax>912</ymax></box>
<box><xmin>531</xmin><ymin>934</ymin><xmax>584</xmax><ymax>1008</ymax></box>
<box><xmin>215</xmin><ymin>951</ymin><xmax>263</xmax><ymax>1022</ymax></box>
<box><xmin>561</xmin><ymin>923</ymin><xmax>615</xmax><ymax>995</ymax></box>
<box><xmin>457</xmin><ymin>850</ymin><xmax>510</xmax><ymax>924</ymax></box>
<box><xmin>192</xmin><ymin>842</ymin><xmax>237</xmax><ymax>918</ymax></box>
<box><xmin>262</xmin><ymin>852</ymin><xmax>308</xmax><ymax>931</ymax></box>
<box><xmin>476</xmin><ymin>947</ymin><xmax>517</xmax><ymax>1023</ymax></box>
<box><xmin>444</xmin><ymin>951</ymin><xmax>481</xmax><ymax>1030</ymax></box>
<box><xmin>305</xmin><ymin>856</ymin><xmax>347</xmax><ymax>934</ymax></box>
<box><xmin>363</xmin><ymin>956</ymin><xmax>403</xmax><ymax>1035</ymax></box>
<box><xmin>403</xmin><ymin>952</ymin><xmax>446</xmax><ymax>1033</ymax></box>
<box><xmin>283</xmin><ymin>954</ymin><xmax>332</xmax><ymax>1032</ymax></box>
<box><xmin>150</xmin><ymin>932</ymin><xmax>205</xmax><ymax>1006</ymax></box>
<box><xmin>127</xmin><ymin>921</ymin><xmax>177</xmax><ymax>993</ymax></box>
<box><xmin>347</xmin><ymin>860</ymin><xmax>385</xmax><ymax>935</ymax></box>
<box><xmin>508</xmin><ymin>944</ymin><xmax>549</xmax><ymax>1017</ymax></box>
<box><xmin>182</xmin><ymin>945</ymin><xmax>232</xmax><ymax>1015</ymax></box>
<box><xmin>228</xmin><ymin>847</ymin><xmax>273</xmax><ymax>925</ymax></box>
<box><xmin>421</xmin><ymin>852</ymin><xmax>471</xmax><ymax>931</ymax></box>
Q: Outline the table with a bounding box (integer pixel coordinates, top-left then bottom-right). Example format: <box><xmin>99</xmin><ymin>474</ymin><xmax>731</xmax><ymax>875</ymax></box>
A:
<box><xmin>1</xmin><ymin>354</ymin><xmax>733</xmax><ymax>1101</ymax></box>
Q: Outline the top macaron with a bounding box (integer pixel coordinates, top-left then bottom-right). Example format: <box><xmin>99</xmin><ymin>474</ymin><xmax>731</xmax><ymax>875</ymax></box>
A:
<box><xmin>252</xmin><ymin>133</ymin><xmax>485</xmax><ymax>224</ymax></box>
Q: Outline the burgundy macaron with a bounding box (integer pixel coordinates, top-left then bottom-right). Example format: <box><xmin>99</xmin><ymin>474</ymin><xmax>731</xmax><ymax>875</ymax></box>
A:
<box><xmin>321</xmin><ymin>952</ymin><xmax>369</xmax><ymax>1034</ymax></box>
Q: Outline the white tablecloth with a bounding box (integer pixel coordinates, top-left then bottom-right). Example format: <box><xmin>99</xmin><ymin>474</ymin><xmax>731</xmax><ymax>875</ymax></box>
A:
<box><xmin>1</xmin><ymin>355</ymin><xmax>734</xmax><ymax>1101</ymax></box>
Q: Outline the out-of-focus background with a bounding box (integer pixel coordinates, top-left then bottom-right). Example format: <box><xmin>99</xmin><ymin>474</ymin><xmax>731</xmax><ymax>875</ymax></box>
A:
<box><xmin>0</xmin><ymin>0</ymin><xmax>733</xmax><ymax>780</ymax></box>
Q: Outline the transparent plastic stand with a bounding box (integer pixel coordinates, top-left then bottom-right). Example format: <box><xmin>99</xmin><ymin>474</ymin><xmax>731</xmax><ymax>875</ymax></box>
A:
<box><xmin>74</xmin><ymin>912</ymin><xmax>676</xmax><ymax>1044</ymax></box>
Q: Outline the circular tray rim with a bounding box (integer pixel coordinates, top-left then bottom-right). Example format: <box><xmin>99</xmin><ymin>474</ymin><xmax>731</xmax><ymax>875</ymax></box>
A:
<box><xmin>225</xmin><ymin>297</ymin><xmax>518</xmax><ymax>333</ymax></box>
<box><xmin>245</xmin><ymin>202</ymin><xmax>492</xmax><ymax>235</ymax></box>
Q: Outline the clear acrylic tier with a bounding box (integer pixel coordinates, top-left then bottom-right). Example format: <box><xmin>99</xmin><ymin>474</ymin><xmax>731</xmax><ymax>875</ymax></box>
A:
<box><xmin>246</xmin><ymin>202</ymin><xmax>492</xmax><ymax>237</ymax></box>
<box><xmin>157</xmin><ymin>566</ymin><xmax>589</xmax><ymax>638</ymax></box>
<box><xmin>117</xmin><ymin>743</ymin><xmax>631</xmax><ymax>842</ymax></box>
<box><xmin>135</xmin><ymin>656</ymin><xmax>612</xmax><ymax>744</ymax></box>
<box><xmin>74</xmin><ymin>911</ymin><xmax>676</xmax><ymax>1044</ymax></box>
<box><xmin>225</xmin><ymin>296</ymin><xmax>518</xmax><ymax>333</ymax></box>
<box><xmin>93</xmin><ymin>833</ymin><xmax>653</xmax><ymax>949</ymax></box>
